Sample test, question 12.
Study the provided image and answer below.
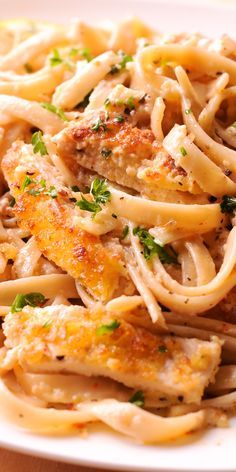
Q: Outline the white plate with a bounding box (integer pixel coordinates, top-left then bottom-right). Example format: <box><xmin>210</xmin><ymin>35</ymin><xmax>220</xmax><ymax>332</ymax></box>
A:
<box><xmin>1</xmin><ymin>0</ymin><xmax>236</xmax><ymax>470</ymax></box>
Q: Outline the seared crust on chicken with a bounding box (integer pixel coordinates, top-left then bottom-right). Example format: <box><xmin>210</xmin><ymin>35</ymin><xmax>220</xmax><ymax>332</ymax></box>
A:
<box><xmin>1</xmin><ymin>142</ymin><xmax>123</xmax><ymax>301</ymax></box>
<box><xmin>55</xmin><ymin>111</ymin><xmax>202</xmax><ymax>201</ymax></box>
<box><xmin>2</xmin><ymin>304</ymin><xmax>222</xmax><ymax>404</ymax></box>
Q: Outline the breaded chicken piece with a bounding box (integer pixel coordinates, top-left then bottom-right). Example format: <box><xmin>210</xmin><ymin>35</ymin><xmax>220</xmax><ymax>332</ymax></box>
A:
<box><xmin>2</xmin><ymin>304</ymin><xmax>222</xmax><ymax>404</ymax></box>
<box><xmin>2</xmin><ymin>142</ymin><xmax>123</xmax><ymax>301</ymax></box>
<box><xmin>54</xmin><ymin>111</ymin><xmax>202</xmax><ymax>201</ymax></box>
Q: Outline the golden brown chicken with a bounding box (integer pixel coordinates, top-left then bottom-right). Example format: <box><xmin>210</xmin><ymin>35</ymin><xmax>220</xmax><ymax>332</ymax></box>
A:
<box><xmin>2</xmin><ymin>141</ymin><xmax>124</xmax><ymax>301</ymax></box>
<box><xmin>2</xmin><ymin>304</ymin><xmax>222</xmax><ymax>404</ymax></box>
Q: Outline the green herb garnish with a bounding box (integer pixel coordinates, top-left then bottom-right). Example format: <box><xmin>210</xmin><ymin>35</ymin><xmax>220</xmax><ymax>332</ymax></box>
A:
<box><xmin>104</xmin><ymin>97</ymin><xmax>110</xmax><ymax>108</ymax></box>
<box><xmin>21</xmin><ymin>175</ymin><xmax>34</xmax><ymax>191</ymax></box>
<box><xmin>133</xmin><ymin>227</ymin><xmax>178</xmax><ymax>264</ymax></box>
<box><xmin>120</xmin><ymin>225</ymin><xmax>129</xmax><ymax>240</ymax></box>
<box><xmin>129</xmin><ymin>390</ymin><xmax>145</xmax><ymax>408</ymax></box>
<box><xmin>185</xmin><ymin>108</ymin><xmax>192</xmax><ymax>115</ymax></box>
<box><xmin>180</xmin><ymin>146</ymin><xmax>187</xmax><ymax>157</ymax></box>
<box><xmin>91</xmin><ymin>117</ymin><xmax>108</xmax><ymax>132</ymax></box>
<box><xmin>114</xmin><ymin>115</ymin><xmax>124</xmax><ymax>123</ymax></box>
<box><xmin>42</xmin><ymin>320</ymin><xmax>52</xmax><ymax>328</ymax></box>
<box><xmin>71</xmin><ymin>185</ymin><xmax>80</xmax><ymax>192</ymax></box>
<box><xmin>80</xmin><ymin>47</ymin><xmax>93</xmax><ymax>62</ymax></box>
<box><xmin>76</xmin><ymin>195</ymin><xmax>101</xmax><ymax>214</ymax></box>
<box><xmin>41</xmin><ymin>102</ymin><xmax>68</xmax><ymax>121</ymax></box>
<box><xmin>31</xmin><ymin>131</ymin><xmax>48</xmax><ymax>156</ymax></box>
<box><xmin>45</xmin><ymin>186</ymin><xmax>58</xmax><ymax>199</ymax></box>
<box><xmin>69</xmin><ymin>48</ymin><xmax>79</xmax><ymax>57</ymax></box>
<box><xmin>110</xmin><ymin>53</ymin><xmax>133</xmax><ymax>74</ymax></box>
<box><xmin>220</xmin><ymin>195</ymin><xmax>236</xmax><ymax>213</ymax></box>
<box><xmin>126</xmin><ymin>96</ymin><xmax>135</xmax><ymax>110</ymax></box>
<box><xmin>11</xmin><ymin>292</ymin><xmax>45</xmax><ymax>313</ymax></box>
<box><xmin>50</xmin><ymin>48</ymin><xmax>63</xmax><ymax>66</ymax></box>
<box><xmin>90</xmin><ymin>178</ymin><xmax>111</xmax><ymax>205</ymax></box>
<box><xmin>96</xmin><ymin>320</ymin><xmax>120</xmax><ymax>336</ymax></box>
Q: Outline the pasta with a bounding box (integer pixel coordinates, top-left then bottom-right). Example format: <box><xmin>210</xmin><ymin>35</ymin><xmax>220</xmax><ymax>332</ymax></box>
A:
<box><xmin>0</xmin><ymin>16</ymin><xmax>236</xmax><ymax>445</ymax></box>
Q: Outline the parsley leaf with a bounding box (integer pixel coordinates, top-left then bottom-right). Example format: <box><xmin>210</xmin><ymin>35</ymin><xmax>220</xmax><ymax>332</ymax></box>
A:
<box><xmin>133</xmin><ymin>227</ymin><xmax>178</xmax><ymax>264</ymax></box>
<box><xmin>71</xmin><ymin>185</ymin><xmax>80</xmax><ymax>192</ymax></box>
<box><xmin>76</xmin><ymin>179</ymin><xmax>111</xmax><ymax>217</ymax></box>
<box><xmin>69</xmin><ymin>48</ymin><xmax>79</xmax><ymax>57</ymax></box>
<box><xmin>114</xmin><ymin>115</ymin><xmax>124</xmax><ymax>123</ymax></box>
<box><xmin>126</xmin><ymin>96</ymin><xmax>135</xmax><ymax>110</ymax></box>
<box><xmin>104</xmin><ymin>97</ymin><xmax>110</xmax><ymax>108</ymax></box>
<box><xmin>185</xmin><ymin>108</ymin><xmax>192</xmax><ymax>115</ymax></box>
<box><xmin>110</xmin><ymin>52</ymin><xmax>133</xmax><ymax>74</ymax></box>
<box><xmin>11</xmin><ymin>292</ymin><xmax>45</xmax><ymax>313</ymax></box>
<box><xmin>91</xmin><ymin>117</ymin><xmax>108</xmax><ymax>132</ymax></box>
<box><xmin>45</xmin><ymin>186</ymin><xmax>58</xmax><ymax>199</ymax></box>
<box><xmin>76</xmin><ymin>195</ymin><xmax>101</xmax><ymax>214</ymax></box>
<box><xmin>21</xmin><ymin>175</ymin><xmax>34</xmax><ymax>191</ymax></box>
<box><xmin>90</xmin><ymin>178</ymin><xmax>111</xmax><ymax>205</ymax></box>
<box><xmin>31</xmin><ymin>131</ymin><xmax>48</xmax><ymax>156</ymax></box>
<box><xmin>220</xmin><ymin>195</ymin><xmax>236</xmax><ymax>213</ymax></box>
<box><xmin>129</xmin><ymin>390</ymin><xmax>145</xmax><ymax>408</ymax></box>
<box><xmin>50</xmin><ymin>48</ymin><xmax>63</xmax><ymax>67</ymax></box>
<box><xmin>121</xmin><ymin>225</ymin><xmax>129</xmax><ymax>240</ymax></box>
<box><xmin>80</xmin><ymin>47</ymin><xmax>93</xmax><ymax>62</ymax></box>
<box><xmin>41</xmin><ymin>102</ymin><xmax>68</xmax><ymax>121</ymax></box>
<box><xmin>180</xmin><ymin>146</ymin><xmax>187</xmax><ymax>157</ymax></box>
<box><xmin>96</xmin><ymin>320</ymin><xmax>120</xmax><ymax>336</ymax></box>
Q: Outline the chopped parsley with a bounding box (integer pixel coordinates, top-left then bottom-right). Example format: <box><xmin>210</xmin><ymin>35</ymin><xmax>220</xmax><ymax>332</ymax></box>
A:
<box><xmin>185</xmin><ymin>108</ymin><xmax>192</xmax><ymax>115</ymax></box>
<box><xmin>91</xmin><ymin>117</ymin><xmax>108</xmax><ymax>132</ymax></box>
<box><xmin>71</xmin><ymin>185</ymin><xmax>80</xmax><ymax>192</ymax></box>
<box><xmin>104</xmin><ymin>97</ymin><xmax>110</xmax><ymax>108</ymax></box>
<box><xmin>232</xmin><ymin>122</ymin><xmax>236</xmax><ymax>128</ymax></box>
<box><xmin>158</xmin><ymin>345</ymin><xmax>168</xmax><ymax>353</ymax></box>
<box><xmin>21</xmin><ymin>175</ymin><xmax>34</xmax><ymax>191</ymax></box>
<box><xmin>76</xmin><ymin>195</ymin><xmax>101</xmax><ymax>214</ymax></box>
<box><xmin>101</xmin><ymin>148</ymin><xmax>112</xmax><ymax>159</ymax></box>
<box><xmin>110</xmin><ymin>52</ymin><xmax>133</xmax><ymax>74</ymax></box>
<box><xmin>50</xmin><ymin>48</ymin><xmax>63</xmax><ymax>66</ymax></box>
<box><xmin>96</xmin><ymin>320</ymin><xmax>120</xmax><ymax>336</ymax></box>
<box><xmin>42</xmin><ymin>320</ymin><xmax>52</xmax><ymax>329</ymax></box>
<box><xmin>69</xmin><ymin>48</ymin><xmax>79</xmax><ymax>57</ymax></box>
<box><xmin>129</xmin><ymin>390</ymin><xmax>145</xmax><ymax>408</ymax></box>
<box><xmin>45</xmin><ymin>186</ymin><xmax>58</xmax><ymax>199</ymax></box>
<box><xmin>80</xmin><ymin>47</ymin><xmax>93</xmax><ymax>62</ymax></box>
<box><xmin>41</xmin><ymin>102</ymin><xmax>68</xmax><ymax>121</ymax></box>
<box><xmin>76</xmin><ymin>178</ymin><xmax>111</xmax><ymax>217</ymax></box>
<box><xmin>133</xmin><ymin>227</ymin><xmax>178</xmax><ymax>264</ymax></box>
<box><xmin>126</xmin><ymin>96</ymin><xmax>135</xmax><ymax>110</ymax></box>
<box><xmin>120</xmin><ymin>225</ymin><xmax>129</xmax><ymax>240</ymax></box>
<box><xmin>220</xmin><ymin>195</ymin><xmax>236</xmax><ymax>213</ymax></box>
<box><xmin>180</xmin><ymin>146</ymin><xmax>187</xmax><ymax>157</ymax></box>
<box><xmin>11</xmin><ymin>292</ymin><xmax>45</xmax><ymax>313</ymax></box>
<box><xmin>91</xmin><ymin>178</ymin><xmax>111</xmax><ymax>205</ymax></box>
<box><xmin>114</xmin><ymin>115</ymin><xmax>124</xmax><ymax>123</ymax></box>
<box><xmin>31</xmin><ymin>131</ymin><xmax>48</xmax><ymax>156</ymax></box>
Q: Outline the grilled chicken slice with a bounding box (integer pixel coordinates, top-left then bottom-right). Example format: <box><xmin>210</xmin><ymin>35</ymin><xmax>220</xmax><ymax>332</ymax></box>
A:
<box><xmin>54</xmin><ymin>111</ymin><xmax>202</xmax><ymax>202</ymax></box>
<box><xmin>2</xmin><ymin>141</ymin><xmax>124</xmax><ymax>301</ymax></box>
<box><xmin>2</xmin><ymin>304</ymin><xmax>222</xmax><ymax>404</ymax></box>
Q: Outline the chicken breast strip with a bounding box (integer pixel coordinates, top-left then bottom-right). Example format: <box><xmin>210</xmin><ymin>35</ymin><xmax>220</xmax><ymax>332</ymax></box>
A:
<box><xmin>2</xmin><ymin>304</ymin><xmax>222</xmax><ymax>404</ymax></box>
<box><xmin>54</xmin><ymin>110</ymin><xmax>203</xmax><ymax>203</ymax></box>
<box><xmin>2</xmin><ymin>141</ymin><xmax>124</xmax><ymax>301</ymax></box>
